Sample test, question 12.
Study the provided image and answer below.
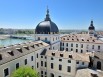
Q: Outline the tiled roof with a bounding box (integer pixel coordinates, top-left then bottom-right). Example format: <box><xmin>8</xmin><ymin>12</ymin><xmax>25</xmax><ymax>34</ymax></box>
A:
<box><xmin>0</xmin><ymin>41</ymin><xmax>49</xmax><ymax>65</ymax></box>
<box><xmin>61</xmin><ymin>34</ymin><xmax>103</xmax><ymax>44</ymax></box>
<box><xmin>45</xmin><ymin>50</ymin><xmax>90</xmax><ymax>62</ymax></box>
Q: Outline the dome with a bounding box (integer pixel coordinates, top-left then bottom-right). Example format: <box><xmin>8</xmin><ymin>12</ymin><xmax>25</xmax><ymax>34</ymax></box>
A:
<box><xmin>88</xmin><ymin>20</ymin><xmax>95</xmax><ymax>30</ymax></box>
<box><xmin>35</xmin><ymin>8</ymin><xmax>59</xmax><ymax>34</ymax></box>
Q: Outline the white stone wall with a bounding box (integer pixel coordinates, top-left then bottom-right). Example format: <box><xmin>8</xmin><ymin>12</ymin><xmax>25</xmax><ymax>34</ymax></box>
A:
<box><xmin>0</xmin><ymin>52</ymin><xmax>36</xmax><ymax>77</ymax></box>
<box><xmin>61</xmin><ymin>41</ymin><xmax>103</xmax><ymax>53</ymax></box>
<box><xmin>46</xmin><ymin>56</ymin><xmax>76</xmax><ymax>77</ymax></box>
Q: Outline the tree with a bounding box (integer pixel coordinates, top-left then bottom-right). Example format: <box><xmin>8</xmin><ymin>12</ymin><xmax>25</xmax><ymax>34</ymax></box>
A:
<box><xmin>11</xmin><ymin>66</ymin><xmax>39</xmax><ymax>77</ymax></box>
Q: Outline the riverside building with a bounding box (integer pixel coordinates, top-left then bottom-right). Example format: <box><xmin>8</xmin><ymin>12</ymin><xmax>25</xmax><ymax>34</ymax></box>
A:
<box><xmin>0</xmin><ymin>8</ymin><xmax>103</xmax><ymax>77</ymax></box>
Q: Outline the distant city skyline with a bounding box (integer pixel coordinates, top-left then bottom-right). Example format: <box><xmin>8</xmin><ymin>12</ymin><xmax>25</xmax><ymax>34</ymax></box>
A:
<box><xmin>0</xmin><ymin>0</ymin><xmax>103</xmax><ymax>30</ymax></box>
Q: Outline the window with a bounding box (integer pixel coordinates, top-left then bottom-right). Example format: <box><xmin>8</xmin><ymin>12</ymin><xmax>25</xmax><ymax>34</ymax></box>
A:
<box><xmin>41</xmin><ymin>56</ymin><xmax>43</xmax><ymax>58</ymax></box>
<box><xmin>51</xmin><ymin>57</ymin><xmax>54</xmax><ymax>60</ymax></box>
<box><xmin>60</xmin><ymin>54</ymin><xmax>63</xmax><ymax>57</ymax></box>
<box><xmin>32</xmin><ymin>66</ymin><xmax>34</xmax><ymax>69</ymax></box>
<box><xmin>45</xmin><ymin>56</ymin><xmax>47</xmax><ymax>59</ymax></box>
<box><xmin>67</xmin><ymin>66</ymin><xmax>71</xmax><ymax>72</ymax></box>
<box><xmin>37</xmin><ymin>62</ymin><xmax>39</xmax><ymax>68</ymax></box>
<box><xmin>92</xmin><ymin>45</ymin><xmax>94</xmax><ymax>49</ymax></box>
<box><xmin>45</xmin><ymin>62</ymin><xmax>47</xmax><ymax>67</ymax></box>
<box><xmin>76</xmin><ymin>44</ymin><xmax>78</xmax><ymax>47</ymax></box>
<box><xmin>81</xmin><ymin>50</ymin><xmax>83</xmax><ymax>53</ymax></box>
<box><xmin>45</xmin><ymin>38</ymin><xmax>47</xmax><ymax>41</ymax></box>
<box><xmin>66</xmin><ymin>48</ymin><xmax>68</xmax><ymax>51</ymax></box>
<box><xmin>59</xmin><ymin>64</ymin><xmax>62</xmax><ymax>71</ymax></box>
<box><xmin>0</xmin><ymin>54</ymin><xmax>2</xmax><ymax>60</ymax></box>
<box><xmin>76</xmin><ymin>61</ymin><xmax>79</xmax><ymax>64</ymax></box>
<box><xmin>37</xmin><ymin>53</ymin><xmax>38</xmax><ymax>58</ymax></box>
<box><xmin>62</xmin><ymin>43</ymin><xmax>64</xmax><ymax>46</ymax></box>
<box><xmin>45</xmin><ymin>72</ymin><xmax>47</xmax><ymax>75</ymax></box>
<box><xmin>68</xmin><ymin>60</ymin><xmax>71</xmax><ymax>63</ymax></box>
<box><xmin>41</xmin><ymin>61</ymin><xmax>43</xmax><ymax>66</ymax></box>
<box><xmin>41</xmin><ymin>71</ymin><xmax>43</xmax><ymax>74</ymax></box>
<box><xmin>59</xmin><ymin>59</ymin><xmax>62</xmax><ymax>61</ymax></box>
<box><xmin>4</xmin><ymin>68</ymin><xmax>9</xmax><ymax>77</ymax></box>
<box><xmin>41</xmin><ymin>75</ymin><xmax>43</xmax><ymax>77</ymax></box>
<box><xmin>71</xmin><ymin>43</ymin><xmax>73</xmax><ymax>47</ymax></box>
<box><xmin>16</xmin><ymin>63</ymin><xmax>19</xmax><ymax>69</ymax></box>
<box><xmin>38</xmin><ymin>37</ymin><xmax>40</xmax><ymax>40</ymax></box>
<box><xmin>82</xmin><ymin>62</ymin><xmax>84</xmax><ymax>65</ymax></box>
<box><xmin>81</xmin><ymin>44</ymin><xmax>83</xmax><ymax>48</ymax></box>
<box><xmin>53</xmin><ymin>38</ymin><xmax>54</xmax><ymax>41</ymax></box>
<box><xmin>31</xmin><ymin>56</ymin><xmax>33</xmax><ymax>61</ymax></box>
<box><xmin>52</xmin><ymin>53</ymin><xmax>55</xmax><ymax>56</ymax></box>
<box><xmin>69</xmin><ymin>55</ymin><xmax>72</xmax><ymax>58</ymax></box>
<box><xmin>76</xmin><ymin>49</ymin><xmax>78</xmax><ymax>52</ymax></box>
<box><xmin>66</xmin><ymin>43</ymin><xmax>68</xmax><ymax>47</ymax></box>
<box><xmin>71</xmin><ymin>48</ymin><xmax>73</xmax><ymax>51</ymax></box>
<box><xmin>58</xmin><ymin>76</ymin><xmax>61</xmax><ymax>77</ymax></box>
<box><xmin>51</xmin><ymin>63</ymin><xmax>53</xmax><ymax>69</ymax></box>
<box><xmin>25</xmin><ymin>59</ymin><xmax>27</xmax><ymax>65</ymax></box>
<box><xmin>98</xmin><ymin>46</ymin><xmax>100</xmax><ymax>50</ymax></box>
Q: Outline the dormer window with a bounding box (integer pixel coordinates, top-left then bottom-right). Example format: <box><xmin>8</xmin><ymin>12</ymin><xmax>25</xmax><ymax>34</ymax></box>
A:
<box><xmin>69</xmin><ymin>55</ymin><xmax>72</xmax><ymax>58</ymax></box>
<box><xmin>52</xmin><ymin>52</ymin><xmax>55</xmax><ymax>56</ymax></box>
<box><xmin>23</xmin><ymin>46</ymin><xmax>29</xmax><ymax>50</ymax></box>
<box><xmin>16</xmin><ymin>48</ymin><xmax>22</xmax><ymax>53</ymax></box>
<box><xmin>35</xmin><ymin>44</ymin><xmax>39</xmax><ymax>47</ymax></box>
<box><xmin>8</xmin><ymin>51</ymin><xmax>14</xmax><ymax>56</ymax></box>
<box><xmin>60</xmin><ymin>53</ymin><xmax>63</xmax><ymax>57</ymax></box>
<box><xmin>82</xmin><ymin>39</ymin><xmax>84</xmax><ymax>41</ymax></box>
<box><xmin>77</xmin><ymin>39</ymin><xmax>79</xmax><ymax>41</ymax></box>
<box><xmin>31</xmin><ymin>45</ymin><xmax>35</xmax><ymax>48</ymax></box>
<box><xmin>0</xmin><ymin>54</ymin><xmax>2</xmax><ymax>60</ymax></box>
<box><xmin>40</xmin><ymin>43</ymin><xmax>43</xmax><ymax>45</ymax></box>
<box><xmin>63</xmin><ymin>38</ymin><xmax>65</xmax><ymax>40</ymax></box>
<box><xmin>93</xmin><ymin>40</ymin><xmax>95</xmax><ymax>42</ymax></box>
<box><xmin>87</xmin><ymin>40</ymin><xmax>89</xmax><ymax>42</ymax></box>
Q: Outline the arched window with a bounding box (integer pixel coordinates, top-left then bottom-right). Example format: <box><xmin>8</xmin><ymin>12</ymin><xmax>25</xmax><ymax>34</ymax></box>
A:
<box><xmin>50</xmin><ymin>73</ymin><xmax>54</xmax><ymax>77</ymax></box>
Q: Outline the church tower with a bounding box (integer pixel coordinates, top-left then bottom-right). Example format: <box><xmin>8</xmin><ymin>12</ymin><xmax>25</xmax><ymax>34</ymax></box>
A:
<box><xmin>35</xmin><ymin>8</ymin><xmax>60</xmax><ymax>50</ymax></box>
<box><xmin>88</xmin><ymin>20</ymin><xmax>95</xmax><ymax>36</ymax></box>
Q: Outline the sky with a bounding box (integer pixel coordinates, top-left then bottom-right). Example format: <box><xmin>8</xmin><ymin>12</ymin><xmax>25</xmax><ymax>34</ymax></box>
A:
<box><xmin>0</xmin><ymin>0</ymin><xmax>103</xmax><ymax>30</ymax></box>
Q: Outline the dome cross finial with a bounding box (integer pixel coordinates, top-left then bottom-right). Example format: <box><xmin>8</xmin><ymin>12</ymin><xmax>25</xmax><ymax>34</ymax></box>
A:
<box><xmin>45</xmin><ymin>6</ymin><xmax>51</xmax><ymax>21</ymax></box>
<box><xmin>47</xmin><ymin>6</ymin><xmax>49</xmax><ymax>14</ymax></box>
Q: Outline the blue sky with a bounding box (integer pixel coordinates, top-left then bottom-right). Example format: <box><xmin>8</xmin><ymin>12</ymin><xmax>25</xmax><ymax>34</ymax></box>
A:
<box><xmin>0</xmin><ymin>0</ymin><xmax>103</xmax><ymax>30</ymax></box>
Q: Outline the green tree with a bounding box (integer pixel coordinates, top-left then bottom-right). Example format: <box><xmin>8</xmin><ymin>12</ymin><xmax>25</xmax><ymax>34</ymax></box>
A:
<box><xmin>11</xmin><ymin>66</ymin><xmax>39</xmax><ymax>77</ymax></box>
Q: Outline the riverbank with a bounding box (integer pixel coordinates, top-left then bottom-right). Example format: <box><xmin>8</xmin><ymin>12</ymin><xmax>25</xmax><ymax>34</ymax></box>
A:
<box><xmin>0</xmin><ymin>35</ymin><xmax>10</xmax><ymax>40</ymax></box>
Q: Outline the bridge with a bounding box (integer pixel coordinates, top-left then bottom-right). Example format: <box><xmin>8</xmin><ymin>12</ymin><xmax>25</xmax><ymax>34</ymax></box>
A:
<box><xmin>10</xmin><ymin>35</ymin><xmax>34</xmax><ymax>40</ymax></box>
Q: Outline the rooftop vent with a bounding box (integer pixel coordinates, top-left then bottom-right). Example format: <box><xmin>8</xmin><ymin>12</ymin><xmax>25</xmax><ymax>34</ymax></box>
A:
<box><xmin>52</xmin><ymin>52</ymin><xmax>55</xmax><ymax>56</ymax></box>
<box><xmin>0</xmin><ymin>54</ymin><xmax>2</xmax><ymax>60</ymax></box>
<box><xmin>60</xmin><ymin>53</ymin><xmax>63</xmax><ymax>57</ymax></box>
<box><xmin>69</xmin><ymin>55</ymin><xmax>72</xmax><ymax>58</ymax></box>
<box><xmin>16</xmin><ymin>48</ymin><xmax>23</xmax><ymax>53</ymax></box>
<box><xmin>8</xmin><ymin>51</ymin><xmax>14</xmax><ymax>56</ymax></box>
